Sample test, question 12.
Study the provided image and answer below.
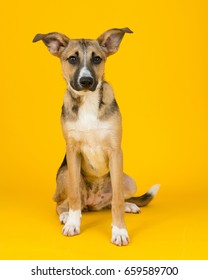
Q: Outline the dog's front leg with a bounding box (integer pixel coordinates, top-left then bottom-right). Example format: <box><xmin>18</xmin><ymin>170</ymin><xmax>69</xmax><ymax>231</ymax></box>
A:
<box><xmin>62</xmin><ymin>144</ymin><xmax>82</xmax><ymax>236</ymax></box>
<box><xmin>109</xmin><ymin>148</ymin><xmax>129</xmax><ymax>246</ymax></box>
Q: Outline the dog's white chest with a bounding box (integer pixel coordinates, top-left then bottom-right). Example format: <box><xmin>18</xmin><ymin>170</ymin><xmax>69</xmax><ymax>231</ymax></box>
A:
<box><xmin>76</xmin><ymin>109</ymin><xmax>101</xmax><ymax>132</ymax></box>
<box><xmin>64</xmin><ymin>92</ymin><xmax>111</xmax><ymax>177</ymax></box>
<box><xmin>77</xmin><ymin>92</ymin><xmax>99</xmax><ymax>131</ymax></box>
<box><xmin>65</xmin><ymin>91</ymin><xmax>111</xmax><ymax>137</ymax></box>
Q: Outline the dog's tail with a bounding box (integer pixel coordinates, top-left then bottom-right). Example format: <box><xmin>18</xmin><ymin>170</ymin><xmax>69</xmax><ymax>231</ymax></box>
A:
<box><xmin>125</xmin><ymin>184</ymin><xmax>160</xmax><ymax>207</ymax></box>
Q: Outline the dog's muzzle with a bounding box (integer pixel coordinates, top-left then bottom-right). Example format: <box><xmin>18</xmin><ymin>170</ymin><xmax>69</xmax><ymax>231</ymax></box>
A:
<box><xmin>70</xmin><ymin>76</ymin><xmax>98</xmax><ymax>92</ymax></box>
<box><xmin>70</xmin><ymin>65</ymin><xmax>98</xmax><ymax>92</ymax></box>
<box><xmin>79</xmin><ymin>76</ymin><xmax>94</xmax><ymax>90</ymax></box>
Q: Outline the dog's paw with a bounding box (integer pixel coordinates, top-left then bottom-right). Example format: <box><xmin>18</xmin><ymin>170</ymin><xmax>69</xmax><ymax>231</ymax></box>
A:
<box><xmin>125</xmin><ymin>202</ymin><xmax>141</xmax><ymax>214</ymax></box>
<box><xmin>59</xmin><ymin>211</ymin><xmax>69</xmax><ymax>224</ymax></box>
<box><xmin>62</xmin><ymin>209</ymin><xmax>81</xmax><ymax>237</ymax></box>
<box><xmin>111</xmin><ymin>225</ymin><xmax>129</xmax><ymax>246</ymax></box>
<box><xmin>62</xmin><ymin>224</ymin><xmax>80</xmax><ymax>236</ymax></box>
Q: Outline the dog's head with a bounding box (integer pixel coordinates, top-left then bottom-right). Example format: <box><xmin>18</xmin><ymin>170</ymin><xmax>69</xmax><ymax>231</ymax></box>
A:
<box><xmin>33</xmin><ymin>28</ymin><xmax>133</xmax><ymax>96</ymax></box>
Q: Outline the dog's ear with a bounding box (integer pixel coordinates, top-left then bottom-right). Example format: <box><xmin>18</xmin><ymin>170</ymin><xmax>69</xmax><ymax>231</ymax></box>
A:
<box><xmin>97</xmin><ymin>27</ymin><xmax>133</xmax><ymax>56</ymax></box>
<box><xmin>32</xmin><ymin>32</ymin><xmax>70</xmax><ymax>56</ymax></box>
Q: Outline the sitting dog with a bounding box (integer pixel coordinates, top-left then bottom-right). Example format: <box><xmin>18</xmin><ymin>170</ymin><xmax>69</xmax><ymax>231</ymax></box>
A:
<box><xmin>33</xmin><ymin>28</ymin><xmax>159</xmax><ymax>246</ymax></box>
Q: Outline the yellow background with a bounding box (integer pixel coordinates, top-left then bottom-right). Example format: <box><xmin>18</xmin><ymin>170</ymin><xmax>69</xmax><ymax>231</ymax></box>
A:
<box><xmin>0</xmin><ymin>0</ymin><xmax>208</xmax><ymax>259</ymax></box>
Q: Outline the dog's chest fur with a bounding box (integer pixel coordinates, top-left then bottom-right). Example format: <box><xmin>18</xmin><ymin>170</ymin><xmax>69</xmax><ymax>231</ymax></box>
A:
<box><xmin>67</xmin><ymin>90</ymin><xmax>110</xmax><ymax>133</ymax></box>
<box><xmin>62</xmin><ymin>86</ymin><xmax>119</xmax><ymax>178</ymax></box>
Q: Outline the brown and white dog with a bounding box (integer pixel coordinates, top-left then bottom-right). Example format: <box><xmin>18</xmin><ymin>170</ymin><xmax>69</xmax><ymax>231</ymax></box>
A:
<box><xmin>33</xmin><ymin>28</ymin><xmax>160</xmax><ymax>246</ymax></box>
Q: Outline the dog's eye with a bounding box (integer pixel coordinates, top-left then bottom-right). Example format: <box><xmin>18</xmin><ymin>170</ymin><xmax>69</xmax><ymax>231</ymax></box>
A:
<box><xmin>67</xmin><ymin>56</ymin><xmax>78</xmax><ymax>65</ymax></box>
<box><xmin>92</xmin><ymin>56</ymin><xmax>102</xmax><ymax>65</ymax></box>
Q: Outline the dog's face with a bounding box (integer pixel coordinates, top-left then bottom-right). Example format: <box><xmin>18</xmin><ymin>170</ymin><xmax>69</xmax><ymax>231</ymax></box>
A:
<box><xmin>61</xmin><ymin>39</ymin><xmax>105</xmax><ymax>94</ymax></box>
<box><xmin>33</xmin><ymin>28</ymin><xmax>133</xmax><ymax>96</ymax></box>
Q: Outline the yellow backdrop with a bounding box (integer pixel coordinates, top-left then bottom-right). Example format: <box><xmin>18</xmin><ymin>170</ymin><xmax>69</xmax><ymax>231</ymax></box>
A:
<box><xmin>0</xmin><ymin>0</ymin><xmax>207</xmax><ymax>259</ymax></box>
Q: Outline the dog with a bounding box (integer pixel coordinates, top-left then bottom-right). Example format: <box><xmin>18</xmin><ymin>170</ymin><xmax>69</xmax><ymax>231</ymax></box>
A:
<box><xmin>33</xmin><ymin>28</ymin><xmax>160</xmax><ymax>246</ymax></box>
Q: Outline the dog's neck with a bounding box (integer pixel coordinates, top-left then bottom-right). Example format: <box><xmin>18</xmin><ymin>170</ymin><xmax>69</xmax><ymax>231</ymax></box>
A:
<box><xmin>66</xmin><ymin>82</ymin><xmax>104</xmax><ymax>113</ymax></box>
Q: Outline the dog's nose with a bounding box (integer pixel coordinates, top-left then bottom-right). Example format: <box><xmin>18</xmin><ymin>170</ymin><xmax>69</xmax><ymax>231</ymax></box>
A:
<box><xmin>79</xmin><ymin>77</ymin><xmax>94</xmax><ymax>89</ymax></box>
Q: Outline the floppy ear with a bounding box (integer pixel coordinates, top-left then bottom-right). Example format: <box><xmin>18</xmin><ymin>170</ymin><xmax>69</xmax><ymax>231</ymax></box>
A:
<box><xmin>97</xmin><ymin>27</ymin><xmax>133</xmax><ymax>56</ymax></box>
<box><xmin>32</xmin><ymin>32</ymin><xmax>70</xmax><ymax>56</ymax></box>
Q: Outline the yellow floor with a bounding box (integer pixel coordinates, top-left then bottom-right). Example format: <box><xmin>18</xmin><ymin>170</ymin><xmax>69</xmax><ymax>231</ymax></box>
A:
<box><xmin>1</xmin><ymin>176</ymin><xmax>207</xmax><ymax>260</ymax></box>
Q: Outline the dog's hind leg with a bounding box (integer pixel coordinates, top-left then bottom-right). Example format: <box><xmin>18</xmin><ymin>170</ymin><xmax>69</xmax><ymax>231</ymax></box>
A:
<box><xmin>53</xmin><ymin>156</ymin><xmax>68</xmax><ymax>212</ymax></box>
<box><xmin>54</xmin><ymin>158</ymin><xmax>88</xmax><ymax>229</ymax></box>
<box><xmin>53</xmin><ymin>160</ymin><xmax>70</xmax><ymax>224</ymax></box>
<box><xmin>123</xmin><ymin>174</ymin><xmax>141</xmax><ymax>214</ymax></box>
<box><xmin>57</xmin><ymin>202</ymin><xmax>69</xmax><ymax>224</ymax></box>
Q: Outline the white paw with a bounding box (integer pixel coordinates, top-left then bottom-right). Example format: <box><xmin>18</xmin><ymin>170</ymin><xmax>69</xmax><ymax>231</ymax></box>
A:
<box><xmin>62</xmin><ymin>224</ymin><xmax>80</xmax><ymax>236</ymax></box>
<box><xmin>59</xmin><ymin>211</ymin><xmax>69</xmax><ymax>224</ymax></box>
<box><xmin>62</xmin><ymin>209</ymin><xmax>81</xmax><ymax>237</ymax></box>
<box><xmin>111</xmin><ymin>225</ymin><xmax>129</xmax><ymax>246</ymax></box>
<box><xmin>125</xmin><ymin>202</ymin><xmax>141</xmax><ymax>213</ymax></box>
